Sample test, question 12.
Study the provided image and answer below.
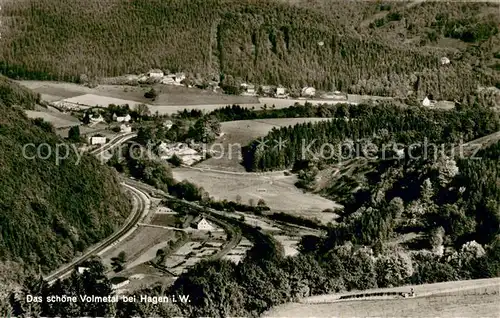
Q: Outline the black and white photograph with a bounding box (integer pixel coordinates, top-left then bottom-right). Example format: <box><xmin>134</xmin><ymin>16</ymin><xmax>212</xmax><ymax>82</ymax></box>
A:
<box><xmin>0</xmin><ymin>0</ymin><xmax>499</xmax><ymax>317</ymax></box>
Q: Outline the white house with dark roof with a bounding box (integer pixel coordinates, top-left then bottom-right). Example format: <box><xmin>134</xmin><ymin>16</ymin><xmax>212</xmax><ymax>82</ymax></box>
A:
<box><xmin>148</xmin><ymin>69</ymin><xmax>164</xmax><ymax>78</ymax></box>
<box><xmin>422</xmin><ymin>96</ymin><xmax>432</xmax><ymax>107</ymax></box>
<box><xmin>116</xmin><ymin>114</ymin><xmax>131</xmax><ymax>122</ymax></box>
<box><xmin>90</xmin><ymin>136</ymin><xmax>107</xmax><ymax>145</ymax></box>
<box><xmin>120</xmin><ymin>124</ymin><xmax>132</xmax><ymax>133</ymax></box>
<box><xmin>301</xmin><ymin>86</ymin><xmax>316</xmax><ymax>97</ymax></box>
<box><xmin>191</xmin><ymin>216</ymin><xmax>216</xmax><ymax>231</ymax></box>
<box><xmin>276</xmin><ymin>86</ymin><xmax>286</xmax><ymax>96</ymax></box>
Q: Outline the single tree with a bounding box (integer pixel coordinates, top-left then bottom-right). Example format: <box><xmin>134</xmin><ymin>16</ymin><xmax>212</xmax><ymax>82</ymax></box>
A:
<box><xmin>68</xmin><ymin>126</ymin><xmax>81</xmax><ymax>142</ymax></box>
<box><xmin>144</xmin><ymin>87</ymin><xmax>158</xmax><ymax>99</ymax></box>
<box><xmin>168</xmin><ymin>154</ymin><xmax>182</xmax><ymax>167</ymax></box>
<box><xmin>111</xmin><ymin>251</ymin><xmax>126</xmax><ymax>272</ymax></box>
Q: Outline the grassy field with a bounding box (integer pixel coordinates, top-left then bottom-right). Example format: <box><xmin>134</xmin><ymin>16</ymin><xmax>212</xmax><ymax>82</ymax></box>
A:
<box><xmin>25</xmin><ymin>110</ymin><xmax>80</xmax><ymax>128</ymax></box>
<box><xmin>150</xmin><ymin>214</ymin><xmax>179</xmax><ymax>228</ymax></box>
<box><xmin>100</xmin><ymin>226</ymin><xmax>177</xmax><ymax>271</ymax></box>
<box><xmin>17</xmin><ymin>81</ymin><xmax>260</xmax><ymax>113</ymax></box>
<box><xmin>172</xmin><ymin>167</ymin><xmax>340</xmax><ymax>224</ymax></box>
<box><xmin>197</xmin><ymin>118</ymin><xmax>332</xmax><ymax>172</ymax></box>
<box><xmin>264</xmin><ymin>278</ymin><xmax>500</xmax><ymax>318</ymax></box>
<box><xmin>173</xmin><ymin>118</ymin><xmax>339</xmax><ymax>224</ymax></box>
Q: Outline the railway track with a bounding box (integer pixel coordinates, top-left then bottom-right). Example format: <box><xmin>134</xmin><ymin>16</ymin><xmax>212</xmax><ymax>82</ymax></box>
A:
<box><xmin>90</xmin><ymin>132</ymin><xmax>137</xmax><ymax>156</ymax></box>
<box><xmin>45</xmin><ymin>184</ymin><xmax>148</xmax><ymax>284</ymax></box>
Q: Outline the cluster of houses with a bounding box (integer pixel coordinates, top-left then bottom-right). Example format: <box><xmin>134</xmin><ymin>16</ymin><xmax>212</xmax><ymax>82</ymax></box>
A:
<box><xmin>141</xmin><ymin>69</ymin><xmax>186</xmax><ymax>86</ymax></box>
<box><xmin>240</xmin><ymin>83</ymin><xmax>316</xmax><ymax>98</ymax></box>
<box><xmin>239</xmin><ymin>83</ymin><xmax>352</xmax><ymax>100</ymax></box>
<box><xmin>157</xmin><ymin>142</ymin><xmax>203</xmax><ymax>166</ymax></box>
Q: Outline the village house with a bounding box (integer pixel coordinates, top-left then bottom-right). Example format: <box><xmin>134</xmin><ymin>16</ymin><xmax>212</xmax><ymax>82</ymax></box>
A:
<box><xmin>148</xmin><ymin>69</ymin><xmax>164</xmax><ymax>78</ymax></box>
<box><xmin>76</xmin><ymin>266</ymin><xmax>89</xmax><ymax>274</ymax></box>
<box><xmin>441</xmin><ymin>57</ymin><xmax>451</xmax><ymax>65</ymax></box>
<box><xmin>191</xmin><ymin>216</ymin><xmax>216</xmax><ymax>231</ymax></box>
<box><xmin>115</xmin><ymin>114</ymin><xmax>131</xmax><ymax>123</ymax></box>
<box><xmin>260</xmin><ymin>85</ymin><xmax>273</xmax><ymax>95</ymax></box>
<box><xmin>120</xmin><ymin>124</ymin><xmax>132</xmax><ymax>133</ymax></box>
<box><xmin>90</xmin><ymin>136</ymin><xmax>107</xmax><ymax>145</ymax></box>
<box><xmin>247</xmin><ymin>84</ymin><xmax>256</xmax><ymax>94</ymax></box>
<box><xmin>301</xmin><ymin>86</ymin><xmax>316</xmax><ymax>97</ymax></box>
<box><xmin>175</xmin><ymin>72</ymin><xmax>186</xmax><ymax>83</ymax></box>
<box><xmin>422</xmin><ymin>96</ymin><xmax>436</xmax><ymax>107</ymax></box>
<box><xmin>275</xmin><ymin>85</ymin><xmax>286</xmax><ymax>97</ymax></box>
<box><xmin>161</xmin><ymin>74</ymin><xmax>176</xmax><ymax>85</ymax></box>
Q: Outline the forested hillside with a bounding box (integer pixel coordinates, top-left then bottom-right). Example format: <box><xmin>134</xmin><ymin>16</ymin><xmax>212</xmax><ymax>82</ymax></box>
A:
<box><xmin>0</xmin><ymin>78</ymin><xmax>130</xmax><ymax>284</ymax></box>
<box><xmin>1</xmin><ymin>0</ymin><xmax>499</xmax><ymax>99</ymax></box>
<box><xmin>0</xmin><ymin>76</ymin><xmax>40</xmax><ymax>109</ymax></box>
<box><xmin>242</xmin><ymin>102</ymin><xmax>500</xmax><ymax>171</ymax></box>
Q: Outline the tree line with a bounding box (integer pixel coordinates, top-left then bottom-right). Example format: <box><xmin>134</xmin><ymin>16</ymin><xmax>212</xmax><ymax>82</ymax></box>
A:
<box><xmin>242</xmin><ymin>102</ymin><xmax>500</xmax><ymax>171</ymax></box>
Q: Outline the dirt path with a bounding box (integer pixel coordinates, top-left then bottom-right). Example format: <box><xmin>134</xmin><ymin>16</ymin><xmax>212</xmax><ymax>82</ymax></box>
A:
<box><xmin>265</xmin><ymin>278</ymin><xmax>500</xmax><ymax>317</ymax></box>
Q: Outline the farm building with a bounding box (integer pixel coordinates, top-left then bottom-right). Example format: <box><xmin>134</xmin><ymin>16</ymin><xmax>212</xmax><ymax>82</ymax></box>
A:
<box><xmin>261</xmin><ymin>85</ymin><xmax>274</xmax><ymax>94</ymax></box>
<box><xmin>301</xmin><ymin>86</ymin><xmax>316</xmax><ymax>97</ymax></box>
<box><xmin>148</xmin><ymin>69</ymin><xmax>164</xmax><ymax>78</ymax></box>
<box><xmin>276</xmin><ymin>86</ymin><xmax>286</xmax><ymax>97</ymax></box>
<box><xmin>90</xmin><ymin>136</ymin><xmax>107</xmax><ymax>145</ymax></box>
<box><xmin>115</xmin><ymin>114</ymin><xmax>131</xmax><ymax>122</ymax></box>
<box><xmin>441</xmin><ymin>57</ymin><xmax>451</xmax><ymax>65</ymax></box>
<box><xmin>110</xmin><ymin>277</ymin><xmax>130</xmax><ymax>290</ymax></box>
<box><xmin>422</xmin><ymin>96</ymin><xmax>432</xmax><ymax>107</ymax></box>
<box><xmin>175</xmin><ymin>73</ymin><xmax>186</xmax><ymax>83</ymax></box>
<box><xmin>120</xmin><ymin>124</ymin><xmax>132</xmax><ymax>133</ymax></box>
<box><xmin>247</xmin><ymin>84</ymin><xmax>256</xmax><ymax>94</ymax></box>
<box><xmin>191</xmin><ymin>216</ymin><xmax>216</xmax><ymax>231</ymax></box>
<box><xmin>161</xmin><ymin>74</ymin><xmax>176</xmax><ymax>84</ymax></box>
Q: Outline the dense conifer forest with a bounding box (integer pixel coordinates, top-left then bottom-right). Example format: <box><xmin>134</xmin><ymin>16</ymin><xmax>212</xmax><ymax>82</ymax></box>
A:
<box><xmin>1</xmin><ymin>0</ymin><xmax>499</xmax><ymax>98</ymax></box>
<box><xmin>0</xmin><ymin>77</ymin><xmax>130</xmax><ymax>284</ymax></box>
<box><xmin>0</xmin><ymin>0</ymin><xmax>499</xmax><ymax>316</ymax></box>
